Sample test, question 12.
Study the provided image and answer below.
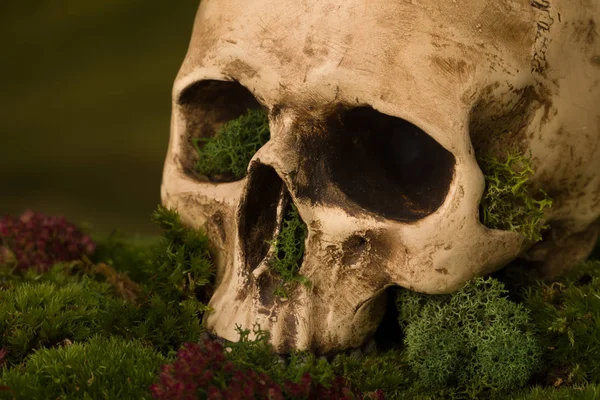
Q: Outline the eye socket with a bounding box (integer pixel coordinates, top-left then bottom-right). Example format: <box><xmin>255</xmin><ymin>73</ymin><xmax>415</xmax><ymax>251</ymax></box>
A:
<box><xmin>469</xmin><ymin>84</ymin><xmax>552</xmax><ymax>240</ymax></box>
<box><xmin>178</xmin><ymin>80</ymin><xmax>269</xmax><ymax>182</ymax></box>
<box><xmin>328</xmin><ymin>107</ymin><xmax>455</xmax><ymax>221</ymax></box>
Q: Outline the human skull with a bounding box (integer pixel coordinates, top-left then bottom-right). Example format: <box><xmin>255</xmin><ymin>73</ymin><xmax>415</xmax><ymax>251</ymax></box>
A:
<box><xmin>161</xmin><ymin>0</ymin><xmax>600</xmax><ymax>354</ymax></box>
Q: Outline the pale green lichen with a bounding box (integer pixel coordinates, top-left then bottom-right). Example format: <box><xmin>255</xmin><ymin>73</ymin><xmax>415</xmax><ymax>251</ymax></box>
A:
<box><xmin>397</xmin><ymin>277</ymin><xmax>542</xmax><ymax>397</ymax></box>
<box><xmin>478</xmin><ymin>151</ymin><xmax>552</xmax><ymax>242</ymax></box>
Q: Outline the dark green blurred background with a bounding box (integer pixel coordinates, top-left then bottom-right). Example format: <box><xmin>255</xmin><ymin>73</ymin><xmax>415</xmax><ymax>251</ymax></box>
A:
<box><xmin>0</xmin><ymin>1</ymin><xmax>200</xmax><ymax>233</ymax></box>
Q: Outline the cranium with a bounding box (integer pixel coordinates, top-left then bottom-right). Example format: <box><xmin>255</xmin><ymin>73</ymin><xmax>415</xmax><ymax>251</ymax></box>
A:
<box><xmin>161</xmin><ymin>0</ymin><xmax>600</xmax><ymax>354</ymax></box>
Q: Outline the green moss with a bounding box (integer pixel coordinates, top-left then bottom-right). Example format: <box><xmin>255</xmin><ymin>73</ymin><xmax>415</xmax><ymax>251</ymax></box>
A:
<box><xmin>0</xmin><ymin>335</ymin><xmax>166</xmax><ymax>400</ymax></box>
<box><xmin>0</xmin><ymin>273</ymin><xmax>118</xmax><ymax>367</ymax></box>
<box><xmin>478</xmin><ymin>151</ymin><xmax>552</xmax><ymax>241</ymax></box>
<box><xmin>0</xmin><ymin>266</ymin><xmax>205</xmax><ymax>367</ymax></box>
<box><xmin>227</xmin><ymin>324</ymin><xmax>336</xmax><ymax>387</ymax></box>
<box><xmin>522</xmin><ymin>260</ymin><xmax>600</xmax><ymax>386</ymax></box>
<box><xmin>1</xmin><ymin>261</ymin><xmax>81</xmax><ymax>292</ymax></box>
<box><xmin>512</xmin><ymin>384</ymin><xmax>600</xmax><ymax>400</ymax></box>
<box><xmin>92</xmin><ymin>206</ymin><xmax>214</xmax><ymax>304</ymax></box>
<box><xmin>91</xmin><ymin>232</ymin><xmax>159</xmax><ymax>283</ymax></box>
<box><xmin>331</xmin><ymin>349</ymin><xmax>415</xmax><ymax>399</ymax></box>
<box><xmin>92</xmin><ymin>205</ymin><xmax>214</xmax><ymax>355</ymax></box>
<box><xmin>397</xmin><ymin>277</ymin><xmax>542</xmax><ymax>398</ymax></box>
<box><xmin>100</xmin><ymin>293</ymin><xmax>206</xmax><ymax>357</ymax></box>
<box><xmin>193</xmin><ymin>108</ymin><xmax>270</xmax><ymax>180</ymax></box>
<box><xmin>269</xmin><ymin>204</ymin><xmax>311</xmax><ymax>298</ymax></box>
<box><xmin>144</xmin><ymin>205</ymin><xmax>214</xmax><ymax>304</ymax></box>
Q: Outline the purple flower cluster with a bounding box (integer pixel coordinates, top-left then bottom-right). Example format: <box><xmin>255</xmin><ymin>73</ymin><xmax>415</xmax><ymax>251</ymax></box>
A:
<box><xmin>0</xmin><ymin>210</ymin><xmax>95</xmax><ymax>272</ymax></box>
<box><xmin>151</xmin><ymin>339</ymin><xmax>383</xmax><ymax>400</ymax></box>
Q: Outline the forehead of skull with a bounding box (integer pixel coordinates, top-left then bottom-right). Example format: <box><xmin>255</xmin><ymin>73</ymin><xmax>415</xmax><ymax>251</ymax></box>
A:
<box><xmin>177</xmin><ymin>0</ymin><xmax>536</xmax><ymax>134</ymax></box>
<box><xmin>180</xmin><ymin>0</ymin><xmax>535</xmax><ymax>74</ymax></box>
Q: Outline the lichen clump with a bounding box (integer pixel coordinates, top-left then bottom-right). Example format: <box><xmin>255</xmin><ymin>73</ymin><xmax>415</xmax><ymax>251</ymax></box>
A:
<box><xmin>478</xmin><ymin>152</ymin><xmax>552</xmax><ymax>241</ymax></box>
<box><xmin>193</xmin><ymin>108</ymin><xmax>270</xmax><ymax>181</ymax></box>
<box><xmin>397</xmin><ymin>277</ymin><xmax>542</xmax><ymax>397</ymax></box>
<box><xmin>269</xmin><ymin>204</ymin><xmax>311</xmax><ymax>298</ymax></box>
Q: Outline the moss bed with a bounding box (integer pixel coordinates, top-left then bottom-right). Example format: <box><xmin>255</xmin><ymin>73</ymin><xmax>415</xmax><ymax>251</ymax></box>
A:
<box><xmin>0</xmin><ymin>206</ymin><xmax>598</xmax><ymax>399</ymax></box>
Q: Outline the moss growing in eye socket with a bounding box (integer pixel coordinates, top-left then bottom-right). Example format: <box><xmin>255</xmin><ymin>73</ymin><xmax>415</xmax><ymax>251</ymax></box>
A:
<box><xmin>478</xmin><ymin>151</ymin><xmax>552</xmax><ymax>242</ymax></box>
<box><xmin>269</xmin><ymin>204</ymin><xmax>311</xmax><ymax>298</ymax></box>
<box><xmin>193</xmin><ymin>108</ymin><xmax>270</xmax><ymax>181</ymax></box>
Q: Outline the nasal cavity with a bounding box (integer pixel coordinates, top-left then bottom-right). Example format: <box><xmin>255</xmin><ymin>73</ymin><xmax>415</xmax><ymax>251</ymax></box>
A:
<box><xmin>238</xmin><ymin>164</ymin><xmax>284</xmax><ymax>272</ymax></box>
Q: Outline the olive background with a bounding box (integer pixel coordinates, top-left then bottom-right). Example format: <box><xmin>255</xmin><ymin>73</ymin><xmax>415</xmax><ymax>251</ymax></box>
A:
<box><xmin>0</xmin><ymin>1</ymin><xmax>200</xmax><ymax>233</ymax></box>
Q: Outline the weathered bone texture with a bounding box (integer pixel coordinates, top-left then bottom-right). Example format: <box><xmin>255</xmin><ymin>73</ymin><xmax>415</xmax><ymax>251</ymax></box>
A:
<box><xmin>162</xmin><ymin>0</ymin><xmax>600</xmax><ymax>354</ymax></box>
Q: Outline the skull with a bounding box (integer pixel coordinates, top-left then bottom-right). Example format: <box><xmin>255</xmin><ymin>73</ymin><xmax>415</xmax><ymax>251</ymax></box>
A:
<box><xmin>161</xmin><ymin>0</ymin><xmax>600</xmax><ymax>354</ymax></box>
